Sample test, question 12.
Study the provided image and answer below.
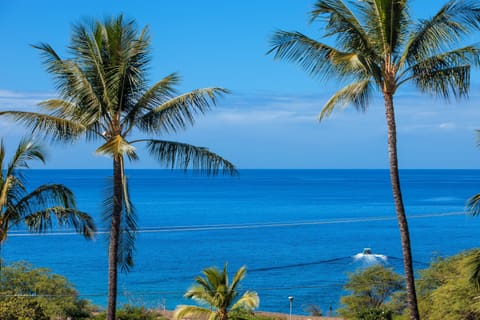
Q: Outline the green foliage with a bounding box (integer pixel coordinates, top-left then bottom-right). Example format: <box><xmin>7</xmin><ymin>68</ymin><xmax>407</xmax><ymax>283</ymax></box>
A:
<box><xmin>0</xmin><ymin>261</ymin><xmax>94</xmax><ymax>319</ymax></box>
<box><xmin>174</xmin><ymin>263</ymin><xmax>259</xmax><ymax>320</ymax></box>
<box><xmin>89</xmin><ymin>305</ymin><xmax>167</xmax><ymax>320</ymax></box>
<box><xmin>415</xmin><ymin>249</ymin><xmax>480</xmax><ymax>320</ymax></box>
<box><xmin>355</xmin><ymin>306</ymin><xmax>393</xmax><ymax>320</ymax></box>
<box><xmin>338</xmin><ymin>264</ymin><xmax>405</xmax><ymax>319</ymax></box>
<box><xmin>0</xmin><ymin>138</ymin><xmax>95</xmax><ymax>243</ymax></box>
<box><xmin>0</xmin><ymin>297</ymin><xmax>49</xmax><ymax>320</ymax></box>
<box><xmin>229</xmin><ymin>312</ymin><xmax>284</xmax><ymax>320</ymax></box>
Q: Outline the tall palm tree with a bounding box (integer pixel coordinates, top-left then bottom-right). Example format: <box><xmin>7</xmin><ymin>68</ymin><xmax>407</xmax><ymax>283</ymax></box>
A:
<box><xmin>0</xmin><ymin>138</ymin><xmax>95</xmax><ymax>251</ymax></box>
<box><xmin>0</xmin><ymin>16</ymin><xmax>236</xmax><ymax>320</ymax></box>
<box><xmin>174</xmin><ymin>264</ymin><xmax>259</xmax><ymax>320</ymax></box>
<box><xmin>268</xmin><ymin>1</ymin><xmax>480</xmax><ymax>319</ymax></box>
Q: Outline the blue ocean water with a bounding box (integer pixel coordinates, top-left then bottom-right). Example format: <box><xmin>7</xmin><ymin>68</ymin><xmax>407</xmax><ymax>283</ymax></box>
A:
<box><xmin>3</xmin><ymin>169</ymin><xmax>480</xmax><ymax>314</ymax></box>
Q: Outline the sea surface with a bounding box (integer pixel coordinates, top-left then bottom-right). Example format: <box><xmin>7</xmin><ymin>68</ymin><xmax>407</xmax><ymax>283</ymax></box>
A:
<box><xmin>3</xmin><ymin>169</ymin><xmax>480</xmax><ymax>315</ymax></box>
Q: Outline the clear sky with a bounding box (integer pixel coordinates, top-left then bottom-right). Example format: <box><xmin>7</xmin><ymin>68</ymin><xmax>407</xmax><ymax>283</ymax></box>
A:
<box><xmin>0</xmin><ymin>0</ymin><xmax>479</xmax><ymax>169</ymax></box>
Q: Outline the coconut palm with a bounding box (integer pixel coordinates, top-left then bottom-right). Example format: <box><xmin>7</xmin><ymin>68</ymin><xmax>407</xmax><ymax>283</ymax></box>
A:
<box><xmin>174</xmin><ymin>264</ymin><xmax>259</xmax><ymax>320</ymax></box>
<box><xmin>0</xmin><ymin>138</ymin><xmax>95</xmax><ymax>251</ymax></box>
<box><xmin>0</xmin><ymin>16</ymin><xmax>236</xmax><ymax>320</ymax></box>
<box><xmin>268</xmin><ymin>1</ymin><xmax>480</xmax><ymax>319</ymax></box>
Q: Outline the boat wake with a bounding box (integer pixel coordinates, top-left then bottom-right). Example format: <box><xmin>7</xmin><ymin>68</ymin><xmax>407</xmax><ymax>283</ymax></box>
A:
<box><xmin>353</xmin><ymin>248</ymin><xmax>388</xmax><ymax>265</ymax></box>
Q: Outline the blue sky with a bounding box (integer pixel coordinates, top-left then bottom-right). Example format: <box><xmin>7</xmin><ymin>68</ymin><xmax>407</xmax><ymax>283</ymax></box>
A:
<box><xmin>0</xmin><ymin>0</ymin><xmax>479</xmax><ymax>169</ymax></box>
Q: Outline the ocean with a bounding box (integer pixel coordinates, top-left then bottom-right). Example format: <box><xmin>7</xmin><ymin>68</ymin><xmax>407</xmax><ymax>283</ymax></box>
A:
<box><xmin>3</xmin><ymin>169</ymin><xmax>480</xmax><ymax>315</ymax></box>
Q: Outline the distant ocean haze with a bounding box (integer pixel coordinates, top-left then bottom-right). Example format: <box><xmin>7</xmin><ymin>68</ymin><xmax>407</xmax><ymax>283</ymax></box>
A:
<box><xmin>4</xmin><ymin>169</ymin><xmax>480</xmax><ymax>313</ymax></box>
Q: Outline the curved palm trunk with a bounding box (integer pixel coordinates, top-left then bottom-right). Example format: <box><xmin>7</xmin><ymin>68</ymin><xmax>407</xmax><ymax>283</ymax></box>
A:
<box><xmin>384</xmin><ymin>93</ymin><xmax>420</xmax><ymax>320</ymax></box>
<box><xmin>107</xmin><ymin>155</ymin><xmax>123</xmax><ymax>320</ymax></box>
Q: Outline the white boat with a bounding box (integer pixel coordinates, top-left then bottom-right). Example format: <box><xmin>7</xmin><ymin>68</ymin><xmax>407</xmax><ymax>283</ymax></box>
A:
<box><xmin>353</xmin><ymin>248</ymin><xmax>387</xmax><ymax>264</ymax></box>
<box><xmin>363</xmin><ymin>247</ymin><xmax>372</xmax><ymax>255</ymax></box>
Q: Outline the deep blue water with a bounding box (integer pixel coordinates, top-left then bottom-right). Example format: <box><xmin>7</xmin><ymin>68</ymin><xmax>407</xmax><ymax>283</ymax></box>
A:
<box><xmin>3</xmin><ymin>169</ymin><xmax>480</xmax><ymax>314</ymax></box>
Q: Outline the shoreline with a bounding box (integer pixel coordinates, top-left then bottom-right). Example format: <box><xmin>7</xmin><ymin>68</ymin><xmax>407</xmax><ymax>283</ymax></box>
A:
<box><xmin>156</xmin><ymin>310</ymin><xmax>343</xmax><ymax>320</ymax></box>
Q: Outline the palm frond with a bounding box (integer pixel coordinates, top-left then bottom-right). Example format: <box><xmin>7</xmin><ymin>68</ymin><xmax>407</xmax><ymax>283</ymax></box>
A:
<box><xmin>118</xmin><ymin>192</ymin><xmax>136</xmax><ymax>272</ymax></box>
<box><xmin>7</xmin><ymin>138</ymin><xmax>45</xmax><ymax>174</ymax></box>
<box><xmin>186</xmin><ymin>264</ymin><xmax>230</xmax><ymax>308</ymax></box>
<box><xmin>72</xmin><ymin>15</ymin><xmax>151</xmax><ymax>118</ymax></box>
<box><xmin>403</xmin><ymin>44</ymin><xmax>480</xmax><ymax>81</ymax></box>
<box><xmin>23</xmin><ymin>207</ymin><xmax>95</xmax><ymax>238</ymax></box>
<box><xmin>231</xmin><ymin>291</ymin><xmax>260</xmax><ymax>311</ymax></box>
<box><xmin>185</xmin><ymin>284</ymin><xmax>215</xmax><ymax>305</ymax></box>
<box><xmin>361</xmin><ymin>0</ymin><xmax>409</xmax><ymax>56</ymax></box>
<box><xmin>3</xmin><ymin>138</ymin><xmax>45</xmax><ymax>201</ymax></box>
<box><xmin>0</xmin><ymin>111</ymin><xmax>86</xmax><ymax>142</ymax></box>
<box><xmin>4</xmin><ymin>175</ymin><xmax>26</xmax><ymax>211</ymax></box>
<box><xmin>96</xmin><ymin>135</ymin><xmax>139</xmax><ymax>162</ymax></box>
<box><xmin>174</xmin><ymin>305</ymin><xmax>213</xmax><ymax>320</ymax></box>
<box><xmin>137</xmin><ymin>87</ymin><xmax>229</xmax><ymax>135</ymax></box>
<box><xmin>112</xmin><ymin>29</ymin><xmax>151</xmax><ymax>116</ymax></box>
<box><xmin>405</xmin><ymin>44</ymin><xmax>480</xmax><ymax>98</ymax></box>
<box><xmin>14</xmin><ymin>183</ymin><xmax>76</xmax><ymax>215</ymax></box>
<box><xmin>467</xmin><ymin>193</ymin><xmax>480</xmax><ymax>216</ymax></box>
<box><xmin>124</xmin><ymin>73</ymin><xmax>180</xmax><ymax>133</ymax></box>
<box><xmin>230</xmin><ymin>265</ymin><xmax>247</xmax><ymax>290</ymax></box>
<box><xmin>413</xmin><ymin>65</ymin><xmax>470</xmax><ymax>100</ymax></box>
<box><xmin>467</xmin><ymin>250</ymin><xmax>480</xmax><ymax>289</ymax></box>
<box><xmin>11</xmin><ymin>183</ymin><xmax>95</xmax><ymax>238</ymax></box>
<box><xmin>70</xmin><ymin>22</ymin><xmax>112</xmax><ymax>108</ymax></box>
<box><xmin>311</xmin><ymin>0</ymin><xmax>377</xmax><ymax>58</ymax></box>
<box><xmin>0</xmin><ymin>176</ymin><xmax>15</xmax><ymax>211</ymax></box>
<box><xmin>142</xmin><ymin>139</ymin><xmax>237</xmax><ymax>175</ymax></box>
<box><xmin>201</xmin><ymin>266</ymin><xmax>224</xmax><ymax>291</ymax></box>
<box><xmin>102</xmin><ymin>173</ymin><xmax>137</xmax><ymax>272</ymax></box>
<box><xmin>404</xmin><ymin>0</ymin><xmax>480</xmax><ymax>65</ymax></box>
<box><xmin>319</xmin><ymin>79</ymin><xmax>373</xmax><ymax>120</ymax></box>
<box><xmin>269</xmin><ymin>31</ymin><xmax>372</xmax><ymax>81</ymax></box>
<box><xmin>31</xmin><ymin>42</ymin><xmax>62</xmax><ymax>71</ymax></box>
<box><xmin>34</xmin><ymin>43</ymin><xmax>104</xmax><ymax>116</ymax></box>
<box><xmin>38</xmin><ymin>99</ymin><xmax>100</xmax><ymax>134</ymax></box>
<box><xmin>133</xmin><ymin>73</ymin><xmax>180</xmax><ymax>112</ymax></box>
<box><xmin>193</xmin><ymin>272</ymin><xmax>217</xmax><ymax>296</ymax></box>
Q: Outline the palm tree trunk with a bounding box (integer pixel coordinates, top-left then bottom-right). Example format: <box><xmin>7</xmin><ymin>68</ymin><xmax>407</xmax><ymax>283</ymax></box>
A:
<box><xmin>219</xmin><ymin>309</ymin><xmax>229</xmax><ymax>320</ymax></box>
<box><xmin>384</xmin><ymin>93</ymin><xmax>420</xmax><ymax>320</ymax></box>
<box><xmin>107</xmin><ymin>155</ymin><xmax>123</xmax><ymax>320</ymax></box>
<box><xmin>0</xmin><ymin>241</ymin><xmax>2</xmax><ymax>284</ymax></box>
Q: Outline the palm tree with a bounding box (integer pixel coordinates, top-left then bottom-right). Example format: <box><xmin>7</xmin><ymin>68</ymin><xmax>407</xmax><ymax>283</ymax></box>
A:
<box><xmin>174</xmin><ymin>264</ymin><xmax>259</xmax><ymax>320</ymax></box>
<box><xmin>268</xmin><ymin>1</ymin><xmax>480</xmax><ymax>319</ymax></box>
<box><xmin>0</xmin><ymin>138</ymin><xmax>95</xmax><ymax>254</ymax></box>
<box><xmin>0</xmin><ymin>16</ymin><xmax>236</xmax><ymax>320</ymax></box>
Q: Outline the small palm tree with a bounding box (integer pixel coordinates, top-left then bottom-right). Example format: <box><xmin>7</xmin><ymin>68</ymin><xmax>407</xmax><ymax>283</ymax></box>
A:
<box><xmin>0</xmin><ymin>138</ymin><xmax>95</xmax><ymax>250</ymax></box>
<box><xmin>0</xmin><ymin>15</ymin><xmax>236</xmax><ymax>320</ymax></box>
<box><xmin>174</xmin><ymin>264</ymin><xmax>259</xmax><ymax>320</ymax></box>
<box><xmin>269</xmin><ymin>1</ymin><xmax>480</xmax><ymax>319</ymax></box>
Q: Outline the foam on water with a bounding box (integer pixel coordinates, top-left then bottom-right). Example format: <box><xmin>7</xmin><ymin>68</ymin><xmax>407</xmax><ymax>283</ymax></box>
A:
<box><xmin>353</xmin><ymin>252</ymin><xmax>388</xmax><ymax>265</ymax></box>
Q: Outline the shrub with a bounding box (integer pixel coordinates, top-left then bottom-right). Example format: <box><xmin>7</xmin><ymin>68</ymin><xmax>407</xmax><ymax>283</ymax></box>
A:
<box><xmin>0</xmin><ymin>261</ymin><xmax>94</xmax><ymax>319</ymax></box>
<box><xmin>415</xmin><ymin>250</ymin><xmax>480</xmax><ymax>320</ymax></box>
<box><xmin>355</xmin><ymin>306</ymin><xmax>393</xmax><ymax>320</ymax></box>
<box><xmin>338</xmin><ymin>264</ymin><xmax>405</xmax><ymax>319</ymax></box>
<box><xmin>90</xmin><ymin>304</ymin><xmax>167</xmax><ymax>320</ymax></box>
<box><xmin>0</xmin><ymin>297</ymin><xmax>49</xmax><ymax>320</ymax></box>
